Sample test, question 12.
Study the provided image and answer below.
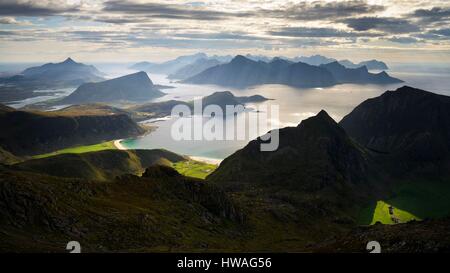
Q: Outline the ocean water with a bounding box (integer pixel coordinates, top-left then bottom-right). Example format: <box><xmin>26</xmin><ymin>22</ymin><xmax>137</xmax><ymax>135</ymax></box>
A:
<box><xmin>4</xmin><ymin>62</ymin><xmax>450</xmax><ymax>162</ymax></box>
<box><xmin>120</xmin><ymin>66</ymin><xmax>450</xmax><ymax>161</ymax></box>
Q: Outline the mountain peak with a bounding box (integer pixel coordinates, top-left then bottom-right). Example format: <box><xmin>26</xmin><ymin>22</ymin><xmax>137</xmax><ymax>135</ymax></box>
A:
<box><xmin>62</xmin><ymin>57</ymin><xmax>76</xmax><ymax>64</ymax></box>
<box><xmin>230</xmin><ymin>55</ymin><xmax>253</xmax><ymax>65</ymax></box>
<box><xmin>298</xmin><ymin>110</ymin><xmax>338</xmax><ymax>130</ymax></box>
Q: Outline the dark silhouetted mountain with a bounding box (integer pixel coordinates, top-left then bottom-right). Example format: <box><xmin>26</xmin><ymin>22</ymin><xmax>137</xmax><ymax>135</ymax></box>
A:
<box><xmin>208</xmin><ymin>111</ymin><xmax>382</xmax><ymax>232</ymax></box>
<box><xmin>340</xmin><ymin>86</ymin><xmax>450</xmax><ymax>177</ymax></box>
<box><xmin>292</xmin><ymin>55</ymin><xmax>337</xmax><ymax>66</ymax></box>
<box><xmin>339</xmin><ymin>59</ymin><xmax>389</xmax><ymax>70</ymax></box>
<box><xmin>60</xmin><ymin>71</ymin><xmax>164</xmax><ymax>104</ymax></box>
<box><xmin>0</xmin><ymin>106</ymin><xmax>144</xmax><ymax>156</ymax></box>
<box><xmin>20</xmin><ymin>57</ymin><xmax>104</xmax><ymax>85</ymax></box>
<box><xmin>209</xmin><ymin>110</ymin><xmax>371</xmax><ymax>191</ymax></box>
<box><xmin>130</xmin><ymin>53</ymin><xmax>207</xmax><ymax>74</ymax></box>
<box><xmin>168</xmin><ymin>58</ymin><xmax>222</xmax><ymax>80</ymax></box>
<box><xmin>184</xmin><ymin>55</ymin><xmax>337</xmax><ymax>88</ymax></box>
<box><xmin>321</xmin><ymin>62</ymin><xmax>401</xmax><ymax>84</ymax></box>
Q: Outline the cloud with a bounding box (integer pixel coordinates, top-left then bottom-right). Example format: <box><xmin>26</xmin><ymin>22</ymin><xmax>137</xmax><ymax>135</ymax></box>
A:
<box><xmin>431</xmin><ymin>28</ymin><xmax>450</xmax><ymax>37</ymax></box>
<box><xmin>411</xmin><ymin>7</ymin><xmax>450</xmax><ymax>23</ymax></box>
<box><xmin>342</xmin><ymin>17</ymin><xmax>420</xmax><ymax>34</ymax></box>
<box><xmin>261</xmin><ymin>0</ymin><xmax>385</xmax><ymax>21</ymax></box>
<box><xmin>102</xmin><ymin>0</ymin><xmax>246</xmax><ymax>21</ymax></box>
<box><xmin>0</xmin><ymin>0</ymin><xmax>79</xmax><ymax>16</ymax></box>
<box><xmin>0</xmin><ymin>17</ymin><xmax>31</xmax><ymax>25</ymax></box>
<box><xmin>173</xmin><ymin>32</ymin><xmax>269</xmax><ymax>41</ymax></box>
<box><xmin>268</xmin><ymin>27</ymin><xmax>381</xmax><ymax>38</ymax></box>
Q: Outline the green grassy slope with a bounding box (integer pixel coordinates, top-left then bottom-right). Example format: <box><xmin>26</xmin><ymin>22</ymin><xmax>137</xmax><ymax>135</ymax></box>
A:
<box><xmin>359</xmin><ymin>181</ymin><xmax>450</xmax><ymax>225</ymax></box>
<box><xmin>14</xmin><ymin>149</ymin><xmax>186</xmax><ymax>181</ymax></box>
<box><xmin>32</xmin><ymin>141</ymin><xmax>116</xmax><ymax>159</ymax></box>
<box><xmin>172</xmin><ymin>160</ymin><xmax>217</xmax><ymax>179</ymax></box>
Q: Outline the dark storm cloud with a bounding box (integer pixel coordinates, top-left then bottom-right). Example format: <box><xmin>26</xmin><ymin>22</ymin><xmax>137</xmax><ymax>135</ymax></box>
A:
<box><xmin>102</xmin><ymin>0</ymin><xmax>247</xmax><ymax>21</ymax></box>
<box><xmin>262</xmin><ymin>0</ymin><xmax>385</xmax><ymax>21</ymax></box>
<box><xmin>0</xmin><ymin>0</ymin><xmax>79</xmax><ymax>16</ymax></box>
<box><xmin>342</xmin><ymin>17</ymin><xmax>420</xmax><ymax>34</ymax></box>
<box><xmin>411</xmin><ymin>7</ymin><xmax>450</xmax><ymax>23</ymax></box>
<box><xmin>268</xmin><ymin>27</ymin><xmax>381</xmax><ymax>38</ymax></box>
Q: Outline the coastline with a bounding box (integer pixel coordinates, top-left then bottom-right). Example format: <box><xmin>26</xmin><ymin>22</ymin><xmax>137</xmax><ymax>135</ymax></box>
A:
<box><xmin>114</xmin><ymin>139</ymin><xmax>127</xmax><ymax>150</ymax></box>
<box><xmin>189</xmin><ymin>156</ymin><xmax>222</xmax><ymax>165</ymax></box>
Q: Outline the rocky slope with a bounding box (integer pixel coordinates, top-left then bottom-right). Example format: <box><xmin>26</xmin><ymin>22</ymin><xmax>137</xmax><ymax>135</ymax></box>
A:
<box><xmin>340</xmin><ymin>86</ymin><xmax>450</xmax><ymax>177</ymax></box>
<box><xmin>0</xmin><ymin>165</ymin><xmax>243</xmax><ymax>252</ymax></box>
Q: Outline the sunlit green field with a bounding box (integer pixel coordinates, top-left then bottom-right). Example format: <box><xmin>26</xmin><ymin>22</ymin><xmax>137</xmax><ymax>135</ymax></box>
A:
<box><xmin>172</xmin><ymin>160</ymin><xmax>217</xmax><ymax>179</ymax></box>
<box><xmin>359</xmin><ymin>181</ymin><xmax>450</xmax><ymax>225</ymax></box>
<box><xmin>32</xmin><ymin>141</ymin><xmax>116</xmax><ymax>159</ymax></box>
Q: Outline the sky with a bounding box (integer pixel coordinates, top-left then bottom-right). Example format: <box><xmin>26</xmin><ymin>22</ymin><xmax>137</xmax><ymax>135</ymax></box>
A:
<box><xmin>0</xmin><ymin>0</ymin><xmax>450</xmax><ymax>64</ymax></box>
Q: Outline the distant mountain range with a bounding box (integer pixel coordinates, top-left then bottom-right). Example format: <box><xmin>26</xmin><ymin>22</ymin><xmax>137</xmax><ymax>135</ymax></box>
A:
<box><xmin>60</xmin><ymin>71</ymin><xmax>165</xmax><ymax>104</ymax></box>
<box><xmin>0</xmin><ymin>58</ymin><xmax>105</xmax><ymax>104</ymax></box>
<box><xmin>20</xmin><ymin>57</ymin><xmax>104</xmax><ymax>84</ymax></box>
<box><xmin>339</xmin><ymin>59</ymin><xmax>388</xmax><ymax>70</ymax></box>
<box><xmin>130</xmin><ymin>53</ymin><xmax>208</xmax><ymax>75</ymax></box>
<box><xmin>168</xmin><ymin>58</ymin><xmax>223</xmax><ymax>80</ymax></box>
<box><xmin>293</xmin><ymin>55</ymin><xmax>389</xmax><ymax>70</ymax></box>
<box><xmin>184</xmin><ymin>55</ymin><xmax>401</xmax><ymax>88</ymax></box>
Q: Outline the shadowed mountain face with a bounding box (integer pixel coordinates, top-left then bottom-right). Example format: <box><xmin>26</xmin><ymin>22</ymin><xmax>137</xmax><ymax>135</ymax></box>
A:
<box><xmin>184</xmin><ymin>55</ymin><xmax>400</xmax><ymax>88</ymax></box>
<box><xmin>168</xmin><ymin>58</ymin><xmax>222</xmax><ymax>80</ymax></box>
<box><xmin>61</xmin><ymin>72</ymin><xmax>165</xmax><ymax>104</ymax></box>
<box><xmin>209</xmin><ymin>110</ymin><xmax>372</xmax><ymax>192</ymax></box>
<box><xmin>0</xmin><ymin>106</ymin><xmax>144</xmax><ymax>156</ymax></box>
<box><xmin>184</xmin><ymin>55</ymin><xmax>337</xmax><ymax>88</ymax></box>
<box><xmin>208</xmin><ymin>111</ymin><xmax>382</xmax><ymax>235</ymax></box>
<box><xmin>340</xmin><ymin>86</ymin><xmax>450</xmax><ymax>177</ymax></box>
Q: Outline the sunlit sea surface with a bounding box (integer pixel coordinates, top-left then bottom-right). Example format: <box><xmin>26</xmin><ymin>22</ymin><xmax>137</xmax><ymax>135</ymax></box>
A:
<box><xmin>4</xmin><ymin>62</ymin><xmax>450</xmax><ymax>162</ymax></box>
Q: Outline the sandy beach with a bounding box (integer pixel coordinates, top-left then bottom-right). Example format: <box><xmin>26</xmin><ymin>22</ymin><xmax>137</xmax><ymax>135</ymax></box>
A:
<box><xmin>114</xmin><ymin>139</ymin><xmax>127</xmax><ymax>150</ymax></box>
<box><xmin>189</xmin><ymin>156</ymin><xmax>222</xmax><ymax>165</ymax></box>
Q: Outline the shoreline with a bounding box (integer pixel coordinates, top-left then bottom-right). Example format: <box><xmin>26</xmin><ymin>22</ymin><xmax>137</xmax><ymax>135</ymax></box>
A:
<box><xmin>189</xmin><ymin>156</ymin><xmax>222</xmax><ymax>165</ymax></box>
<box><xmin>113</xmin><ymin>139</ymin><xmax>127</xmax><ymax>150</ymax></box>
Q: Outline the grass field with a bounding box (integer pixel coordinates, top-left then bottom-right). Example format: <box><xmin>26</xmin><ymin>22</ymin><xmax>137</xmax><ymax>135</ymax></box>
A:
<box><xmin>32</xmin><ymin>141</ymin><xmax>117</xmax><ymax>159</ymax></box>
<box><xmin>172</xmin><ymin>160</ymin><xmax>217</xmax><ymax>179</ymax></box>
<box><xmin>359</xmin><ymin>181</ymin><xmax>450</xmax><ymax>225</ymax></box>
